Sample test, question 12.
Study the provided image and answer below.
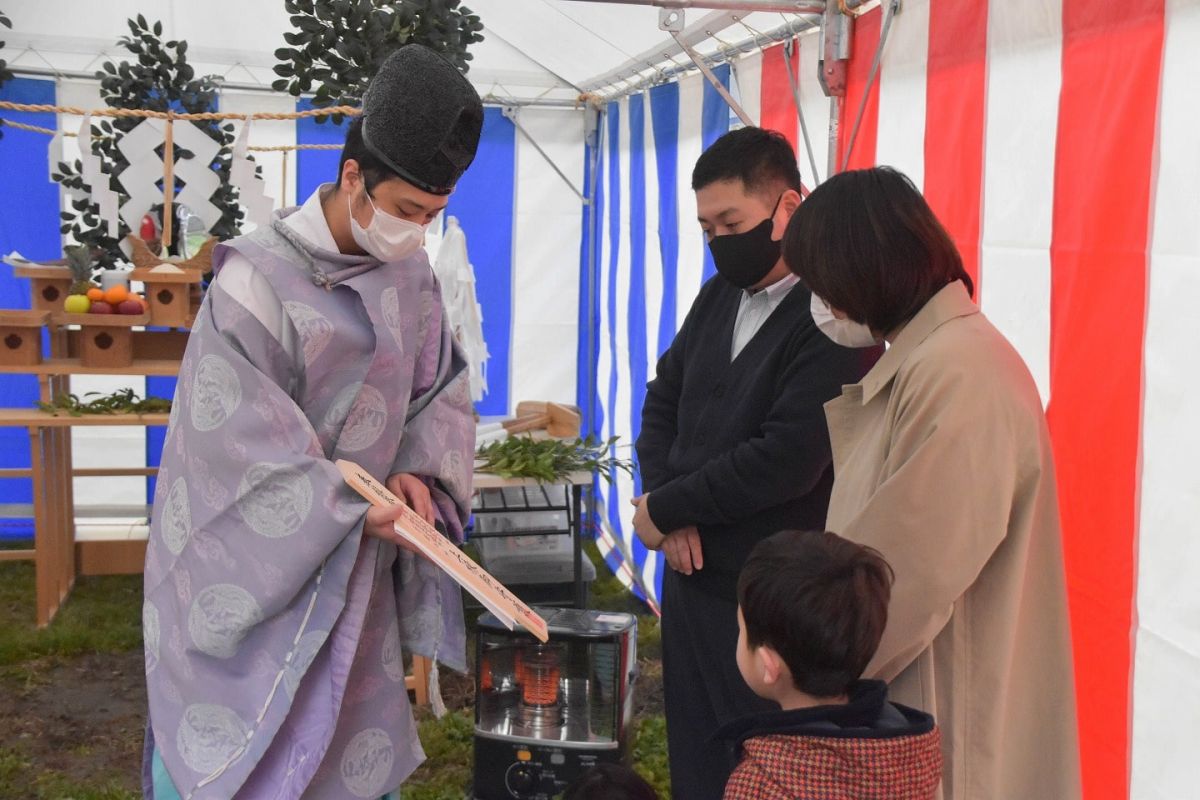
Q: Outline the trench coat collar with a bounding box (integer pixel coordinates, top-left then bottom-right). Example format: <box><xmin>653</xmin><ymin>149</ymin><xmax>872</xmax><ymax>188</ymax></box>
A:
<box><xmin>855</xmin><ymin>280</ymin><xmax>978</xmax><ymax>405</ymax></box>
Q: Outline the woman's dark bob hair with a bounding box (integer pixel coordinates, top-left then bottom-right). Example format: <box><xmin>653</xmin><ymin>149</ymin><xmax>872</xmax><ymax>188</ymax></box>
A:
<box><xmin>782</xmin><ymin>166</ymin><xmax>975</xmax><ymax>335</ymax></box>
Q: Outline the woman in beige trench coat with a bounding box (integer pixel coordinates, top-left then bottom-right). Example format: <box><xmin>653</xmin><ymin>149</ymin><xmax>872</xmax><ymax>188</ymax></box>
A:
<box><xmin>781</xmin><ymin>167</ymin><xmax>1081</xmax><ymax>800</ymax></box>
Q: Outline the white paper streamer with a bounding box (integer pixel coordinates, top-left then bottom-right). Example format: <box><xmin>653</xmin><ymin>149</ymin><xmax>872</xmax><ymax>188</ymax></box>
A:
<box><xmin>170</xmin><ymin>120</ymin><xmax>223</xmax><ymax>231</ymax></box>
<box><xmin>171</xmin><ymin>118</ymin><xmax>223</xmax><ymax>231</ymax></box>
<box><xmin>116</xmin><ymin>118</ymin><xmax>224</xmax><ymax>235</ymax></box>
<box><xmin>115</xmin><ymin>117</ymin><xmax>166</xmax><ymax>233</ymax></box>
<box><xmin>229</xmin><ymin>119</ymin><xmax>275</xmax><ymax>227</ymax></box>
<box><xmin>77</xmin><ymin>114</ymin><xmax>121</xmax><ymax>238</ymax></box>
<box><xmin>433</xmin><ymin>216</ymin><xmax>489</xmax><ymax>402</ymax></box>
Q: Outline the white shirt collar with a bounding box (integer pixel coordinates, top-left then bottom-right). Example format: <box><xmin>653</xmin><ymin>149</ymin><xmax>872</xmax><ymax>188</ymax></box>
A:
<box><xmin>744</xmin><ymin>272</ymin><xmax>801</xmax><ymax>301</ymax></box>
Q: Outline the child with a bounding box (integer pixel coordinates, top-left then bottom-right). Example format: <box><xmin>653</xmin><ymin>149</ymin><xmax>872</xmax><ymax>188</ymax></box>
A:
<box><xmin>562</xmin><ymin>763</ymin><xmax>658</xmax><ymax>800</ymax></box>
<box><xmin>718</xmin><ymin>530</ymin><xmax>943</xmax><ymax>799</ymax></box>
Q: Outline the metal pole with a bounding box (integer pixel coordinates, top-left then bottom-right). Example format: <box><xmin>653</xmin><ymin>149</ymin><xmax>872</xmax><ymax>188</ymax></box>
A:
<box><xmin>818</xmin><ymin>0</ymin><xmax>851</xmax><ymax>176</ymax></box>
<box><xmin>583</xmin><ymin>107</ymin><xmax>603</xmax><ymax>547</ymax></box>
<box><xmin>503</xmin><ymin>107</ymin><xmax>590</xmax><ymax>203</ymax></box>
<box><xmin>670</xmin><ymin>31</ymin><xmax>754</xmax><ymax>127</ymax></box>
<box><xmin>840</xmin><ymin>0</ymin><xmax>898</xmax><ymax>172</ymax></box>
<box><xmin>563</xmin><ymin>0</ymin><xmax>825</xmax><ymax>11</ymax></box>
<box><xmin>827</xmin><ymin>96</ymin><xmax>840</xmax><ymax>179</ymax></box>
<box><xmin>783</xmin><ymin>38</ymin><xmax>821</xmax><ymax>185</ymax></box>
<box><xmin>584</xmin><ymin>14</ymin><xmax>818</xmax><ymax>103</ymax></box>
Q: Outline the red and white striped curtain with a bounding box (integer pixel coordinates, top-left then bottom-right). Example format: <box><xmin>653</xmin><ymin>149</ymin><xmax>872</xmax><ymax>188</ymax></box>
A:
<box><xmin>592</xmin><ymin>2</ymin><xmax>1195</xmax><ymax>796</ymax></box>
<box><xmin>809</xmin><ymin>1</ymin><xmax>1195</xmax><ymax>797</ymax></box>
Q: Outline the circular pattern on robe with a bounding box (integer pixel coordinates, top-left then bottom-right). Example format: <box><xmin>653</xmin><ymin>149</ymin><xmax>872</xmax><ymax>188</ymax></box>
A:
<box><xmin>283</xmin><ymin>630</ymin><xmax>328</xmax><ymax>699</ymax></box>
<box><xmin>381</xmin><ymin>624</ymin><xmax>405</xmax><ymax>683</ymax></box>
<box><xmin>284</xmin><ymin>301</ymin><xmax>335</xmax><ymax>367</ymax></box>
<box><xmin>187</xmin><ymin>583</ymin><xmax>263</xmax><ymax>659</ymax></box>
<box><xmin>190</xmin><ymin>354</ymin><xmax>242</xmax><ymax>432</ymax></box>
<box><xmin>236</xmin><ymin>462</ymin><xmax>313</xmax><ymax>539</ymax></box>
<box><xmin>143</xmin><ymin>600</ymin><xmax>160</xmax><ymax>673</ymax></box>
<box><xmin>188</xmin><ymin>355</ymin><xmax>240</xmax><ymax>434</ymax></box>
<box><xmin>176</xmin><ymin>703</ymin><xmax>249</xmax><ymax>775</ymax></box>
<box><xmin>322</xmin><ymin>383</ymin><xmax>359</xmax><ymax>434</ymax></box>
<box><xmin>333</xmin><ymin>385</ymin><xmax>389</xmax><ymax>453</ymax></box>
<box><xmin>160</xmin><ymin>478</ymin><xmax>192</xmax><ymax>556</ymax></box>
<box><xmin>340</xmin><ymin>728</ymin><xmax>395</xmax><ymax>798</ymax></box>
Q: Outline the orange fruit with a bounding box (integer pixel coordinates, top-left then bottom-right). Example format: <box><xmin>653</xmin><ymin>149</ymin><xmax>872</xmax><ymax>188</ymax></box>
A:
<box><xmin>86</xmin><ymin>287</ymin><xmax>104</xmax><ymax>302</ymax></box>
<box><xmin>103</xmin><ymin>285</ymin><xmax>129</xmax><ymax>305</ymax></box>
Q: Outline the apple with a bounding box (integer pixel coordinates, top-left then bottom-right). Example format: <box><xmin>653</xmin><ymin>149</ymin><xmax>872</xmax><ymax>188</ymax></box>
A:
<box><xmin>90</xmin><ymin>301</ymin><xmax>114</xmax><ymax>315</ymax></box>
<box><xmin>63</xmin><ymin>295</ymin><xmax>91</xmax><ymax>314</ymax></box>
<box><xmin>116</xmin><ymin>299</ymin><xmax>144</xmax><ymax>315</ymax></box>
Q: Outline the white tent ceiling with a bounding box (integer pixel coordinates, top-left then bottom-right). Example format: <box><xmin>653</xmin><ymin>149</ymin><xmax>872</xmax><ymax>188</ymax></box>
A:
<box><xmin>2</xmin><ymin>0</ymin><xmax>825</xmax><ymax>105</ymax></box>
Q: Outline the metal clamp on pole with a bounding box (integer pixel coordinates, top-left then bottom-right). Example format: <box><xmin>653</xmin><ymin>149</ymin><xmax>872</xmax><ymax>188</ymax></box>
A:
<box><xmin>819</xmin><ymin>0</ymin><xmax>852</xmax><ymax>176</ymax></box>
<box><xmin>660</xmin><ymin>8</ymin><xmax>755</xmax><ymax>128</ymax></box>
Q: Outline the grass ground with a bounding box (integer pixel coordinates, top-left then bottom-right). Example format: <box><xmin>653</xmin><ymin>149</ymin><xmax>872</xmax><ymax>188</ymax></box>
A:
<box><xmin>0</xmin><ymin>542</ymin><xmax>667</xmax><ymax>799</ymax></box>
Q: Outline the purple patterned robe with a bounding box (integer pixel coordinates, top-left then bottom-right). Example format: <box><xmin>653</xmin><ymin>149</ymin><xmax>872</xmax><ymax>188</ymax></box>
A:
<box><xmin>142</xmin><ymin>211</ymin><xmax>475</xmax><ymax>799</ymax></box>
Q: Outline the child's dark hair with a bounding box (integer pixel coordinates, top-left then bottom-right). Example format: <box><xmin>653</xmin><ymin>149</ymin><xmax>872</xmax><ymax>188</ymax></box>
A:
<box><xmin>691</xmin><ymin>126</ymin><xmax>802</xmax><ymax>197</ymax></box>
<box><xmin>737</xmin><ymin>530</ymin><xmax>894</xmax><ymax>698</ymax></box>
<box><xmin>562</xmin><ymin>763</ymin><xmax>658</xmax><ymax>800</ymax></box>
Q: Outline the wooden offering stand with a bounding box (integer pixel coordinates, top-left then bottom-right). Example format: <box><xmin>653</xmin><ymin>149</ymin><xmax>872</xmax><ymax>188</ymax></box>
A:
<box><xmin>54</xmin><ymin>311</ymin><xmax>154</xmax><ymax>370</ymax></box>
<box><xmin>130</xmin><ymin>266</ymin><xmax>202</xmax><ymax>329</ymax></box>
<box><xmin>0</xmin><ymin>256</ymin><xmax>193</xmax><ymax>627</ymax></box>
<box><xmin>13</xmin><ymin>262</ymin><xmax>72</xmax><ymax>313</ymax></box>
<box><xmin>0</xmin><ymin>310</ymin><xmax>51</xmax><ymax>366</ymax></box>
<box><xmin>128</xmin><ymin>235</ymin><xmax>212</xmax><ymax>329</ymax></box>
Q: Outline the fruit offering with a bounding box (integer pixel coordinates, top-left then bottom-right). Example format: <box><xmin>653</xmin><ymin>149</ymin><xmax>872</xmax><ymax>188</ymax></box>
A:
<box><xmin>63</xmin><ymin>294</ymin><xmax>91</xmax><ymax>314</ymax></box>
<box><xmin>104</xmin><ymin>285</ymin><xmax>129</xmax><ymax>306</ymax></box>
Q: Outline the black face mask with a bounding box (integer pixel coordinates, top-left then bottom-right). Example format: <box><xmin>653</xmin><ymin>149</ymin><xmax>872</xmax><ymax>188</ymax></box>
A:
<box><xmin>706</xmin><ymin>196</ymin><xmax>783</xmax><ymax>289</ymax></box>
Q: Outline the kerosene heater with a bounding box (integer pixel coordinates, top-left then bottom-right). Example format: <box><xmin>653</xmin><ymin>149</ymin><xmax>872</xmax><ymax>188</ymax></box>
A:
<box><xmin>472</xmin><ymin>607</ymin><xmax>638</xmax><ymax>799</ymax></box>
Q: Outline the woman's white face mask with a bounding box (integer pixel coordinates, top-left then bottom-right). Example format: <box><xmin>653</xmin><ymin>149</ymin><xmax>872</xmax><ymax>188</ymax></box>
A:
<box><xmin>810</xmin><ymin>293</ymin><xmax>880</xmax><ymax>348</ymax></box>
<box><xmin>349</xmin><ymin>185</ymin><xmax>427</xmax><ymax>262</ymax></box>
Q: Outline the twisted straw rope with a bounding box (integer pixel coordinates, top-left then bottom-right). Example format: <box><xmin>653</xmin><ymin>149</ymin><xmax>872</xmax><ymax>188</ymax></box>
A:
<box><xmin>248</xmin><ymin>143</ymin><xmax>343</xmax><ymax>152</ymax></box>
<box><xmin>0</xmin><ymin>119</ymin><xmax>64</xmax><ymax>136</ymax></box>
<box><xmin>0</xmin><ymin>117</ymin><xmax>344</xmax><ymax>151</ymax></box>
<box><xmin>0</xmin><ymin>101</ymin><xmax>361</xmax><ymax>121</ymax></box>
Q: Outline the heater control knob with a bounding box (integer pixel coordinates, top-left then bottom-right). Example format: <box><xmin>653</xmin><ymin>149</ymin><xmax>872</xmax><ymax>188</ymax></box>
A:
<box><xmin>506</xmin><ymin>763</ymin><xmax>538</xmax><ymax>796</ymax></box>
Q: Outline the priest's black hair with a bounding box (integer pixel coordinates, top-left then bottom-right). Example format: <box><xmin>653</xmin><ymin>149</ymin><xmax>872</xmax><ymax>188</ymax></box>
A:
<box><xmin>335</xmin><ymin>117</ymin><xmax>397</xmax><ymax>193</ymax></box>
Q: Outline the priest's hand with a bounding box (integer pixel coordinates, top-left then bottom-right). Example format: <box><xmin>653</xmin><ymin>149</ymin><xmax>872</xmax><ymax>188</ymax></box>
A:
<box><xmin>630</xmin><ymin>494</ymin><xmax>666</xmax><ymax>550</ymax></box>
<box><xmin>364</xmin><ymin>503</ymin><xmax>422</xmax><ymax>555</ymax></box>
<box><xmin>661</xmin><ymin>526</ymin><xmax>703</xmax><ymax>575</ymax></box>
<box><xmin>387</xmin><ymin>472</ymin><xmax>435</xmax><ymax>525</ymax></box>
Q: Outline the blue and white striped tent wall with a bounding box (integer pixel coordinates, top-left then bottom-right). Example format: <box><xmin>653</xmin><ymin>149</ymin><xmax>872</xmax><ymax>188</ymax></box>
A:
<box><xmin>587</xmin><ymin>53</ymin><xmax>832</xmax><ymax>612</ymax></box>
